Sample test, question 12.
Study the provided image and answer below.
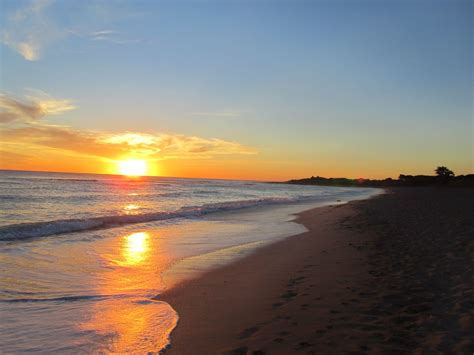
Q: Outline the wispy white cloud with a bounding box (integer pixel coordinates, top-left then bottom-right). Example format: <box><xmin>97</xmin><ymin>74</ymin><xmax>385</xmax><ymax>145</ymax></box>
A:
<box><xmin>85</xmin><ymin>29</ymin><xmax>140</xmax><ymax>44</ymax></box>
<box><xmin>0</xmin><ymin>0</ymin><xmax>61</xmax><ymax>61</ymax></box>
<box><xmin>0</xmin><ymin>0</ymin><xmax>141</xmax><ymax>61</ymax></box>
<box><xmin>90</xmin><ymin>30</ymin><xmax>118</xmax><ymax>37</ymax></box>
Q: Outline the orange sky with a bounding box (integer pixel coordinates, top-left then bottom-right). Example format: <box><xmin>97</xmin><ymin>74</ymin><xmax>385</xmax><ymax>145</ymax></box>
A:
<box><xmin>0</xmin><ymin>99</ymin><xmax>470</xmax><ymax>180</ymax></box>
<box><xmin>1</xmin><ymin>137</ymin><xmax>469</xmax><ymax>181</ymax></box>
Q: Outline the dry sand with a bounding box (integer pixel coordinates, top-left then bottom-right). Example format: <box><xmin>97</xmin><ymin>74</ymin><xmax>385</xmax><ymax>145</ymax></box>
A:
<box><xmin>162</xmin><ymin>187</ymin><xmax>474</xmax><ymax>354</ymax></box>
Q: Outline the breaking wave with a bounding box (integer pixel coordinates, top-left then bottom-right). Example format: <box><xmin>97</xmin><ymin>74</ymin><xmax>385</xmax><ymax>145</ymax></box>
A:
<box><xmin>0</xmin><ymin>196</ymin><xmax>320</xmax><ymax>241</ymax></box>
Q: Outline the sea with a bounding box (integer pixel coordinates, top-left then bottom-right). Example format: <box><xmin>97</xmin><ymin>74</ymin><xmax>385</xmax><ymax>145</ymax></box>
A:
<box><xmin>0</xmin><ymin>170</ymin><xmax>381</xmax><ymax>353</ymax></box>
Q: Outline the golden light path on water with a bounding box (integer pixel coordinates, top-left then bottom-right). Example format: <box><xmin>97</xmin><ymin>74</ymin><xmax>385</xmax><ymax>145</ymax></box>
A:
<box><xmin>79</xmin><ymin>231</ymin><xmax>178</xmax><ymax>353</ymax></box>
<box><xmin>123</xmin><ymin>232</ymin><xmax>149</xmax><ymax>265</ymax></box>
<box><xmin>75</xmin><ymin>207</ymin><xmax>309</xmax><ymax>352</ymax></box>
<box><xmin>123</xmin><ymin>203</ymin><xmax>140</xmax><ymax>214</ymax></box>
<box><xmin>72</xmin><ymin>189</ymin><xmax>344</xmax><ymax>353</ymax></box>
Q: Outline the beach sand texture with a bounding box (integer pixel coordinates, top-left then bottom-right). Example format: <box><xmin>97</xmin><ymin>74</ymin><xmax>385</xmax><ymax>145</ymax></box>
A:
<box><xmin>162</xmin><ymin>187</ymin><xmax>474</xmax><ymax>354</ymax></box>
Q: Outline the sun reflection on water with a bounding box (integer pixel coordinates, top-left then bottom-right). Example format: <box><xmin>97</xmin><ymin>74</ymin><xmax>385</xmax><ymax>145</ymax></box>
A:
<box><xmin>78</xmin><ymin>230</ymin><xmax>178</xmax><ymax>353</ymax></box>
<box><xmin>124</xmin><ymin>204</ymin><xmax>139</xmax><ymax>210</ymax></box>
<box><xmin>123</xmin><ymin>203</ymin><xmax>140</xmax><ymax>215</ymax></box>
<box><xmin>122</xmin><ymin>232</ymin><xmax>149</xmax><ymax>266</ymax></box>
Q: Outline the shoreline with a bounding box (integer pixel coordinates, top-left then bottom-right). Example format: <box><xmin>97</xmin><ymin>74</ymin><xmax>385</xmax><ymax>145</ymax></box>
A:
<box><xmin>0</xmin><ymin>186</ymin><xmax>380</xmax><ymax>242</ymax></box>
<box><xmin>161</xmin><ymin>199</ymin><xmax>376</xmax><ymax>354</ymax></box>
<box><xmin>162</xmin><ymin>187</ymin><xmax>474</xmax><ymax>354</ymax></box>
<box><xmin>158</xmin><ymin>188</ymin><xmax>383</xmax><ymax>292</ymax></box>
<box><xmin>0</xmin><ymin>180</ymin><xmax>380</xmax><ymax>353</ymax></box>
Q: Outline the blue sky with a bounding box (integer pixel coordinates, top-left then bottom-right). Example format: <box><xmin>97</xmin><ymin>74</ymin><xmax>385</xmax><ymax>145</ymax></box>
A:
<box><xmin>0</xmin><ymin>0</ymin><xmax>472</xmax><ymax>179</ymax></box>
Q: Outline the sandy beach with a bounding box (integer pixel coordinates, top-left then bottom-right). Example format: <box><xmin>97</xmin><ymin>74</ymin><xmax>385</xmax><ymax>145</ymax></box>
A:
<box><xmin>2</xmin><ymin>0</ymin><xmax>471</xmax><ymax>352</ymax></box>
<box><xmin>162</xmin><ymin>187</ymin><xmax>474</xmax><ymax>354</ymax></box>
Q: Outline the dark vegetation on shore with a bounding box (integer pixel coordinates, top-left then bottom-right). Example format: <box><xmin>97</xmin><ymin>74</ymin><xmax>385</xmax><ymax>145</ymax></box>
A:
<box><xmin>285</xmin><ymin>166</ymin><xmax>474</xmax><ymax>188</ymax></box>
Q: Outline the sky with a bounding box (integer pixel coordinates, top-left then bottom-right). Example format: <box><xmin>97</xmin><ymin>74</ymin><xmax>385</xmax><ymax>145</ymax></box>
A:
<box><xmin>0</xmin><ymin>0</ymin><xmax>472</xmax><ymax>180</ymax></box>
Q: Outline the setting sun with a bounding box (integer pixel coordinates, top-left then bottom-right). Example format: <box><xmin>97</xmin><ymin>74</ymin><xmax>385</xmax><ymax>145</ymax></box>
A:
<box><xmin>118</xmin><ymin>160</ymin><xmax>147</xmax><ymax>177</ymax></box>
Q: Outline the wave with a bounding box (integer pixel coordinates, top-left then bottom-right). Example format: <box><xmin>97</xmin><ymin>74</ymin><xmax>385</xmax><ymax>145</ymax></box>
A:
<box><xmin>1</xmin><ymin>176</ymin><xmax>171</xmax><ymax>184</ymax></box>
<box><xmin>0</xmin><ymin>292</ymin><xmax>135</xmax><ymax>303</ymax></box>
<box><xmin>0</xmin><ymin>196</ymin><xmax>322</xmax><ymax>241</ymax></box>
<box><xmin>191</xmin><ymin>190</ymin><xmax>220</xmax><ymax>195</ymax></box>
<box><xmin>48</xmin><ymin>178</ymin><xmax>100</xmax><ymax>182</ymax></box>
<box><xmin>2</xmin><ymin>295</ymin><xmax>111</xmax><ymax>303</ymax></box>
<box><xmin>2</xmin><ymin>177</ymin><xmax>100</xmax><ymax>183</ymax></box>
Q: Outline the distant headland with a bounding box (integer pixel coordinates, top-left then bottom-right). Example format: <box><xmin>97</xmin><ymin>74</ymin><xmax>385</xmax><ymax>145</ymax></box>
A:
<box><xmin>285</xmin><ymin>166</ymin><xmax>474</xmax><ymax>188</ymax></box>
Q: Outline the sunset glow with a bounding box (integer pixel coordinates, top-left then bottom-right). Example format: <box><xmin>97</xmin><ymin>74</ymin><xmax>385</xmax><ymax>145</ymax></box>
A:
<box><xmin>0</xmin><ymin>1</ymin><xmax>472</xmax><ymax>353</ymax></box>
<box><xmin>118</xmin><ymin>160</ymin><xmax>148</xmax><ymax>177</ymax></box>
<box><xmin>0</xmin><ymin>0</ymin><xmax>471</xmax><ymax>180</ymax></box>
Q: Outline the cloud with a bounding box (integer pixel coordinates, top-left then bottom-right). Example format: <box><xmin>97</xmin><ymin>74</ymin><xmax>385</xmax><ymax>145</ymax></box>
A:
<box><xmin>0</xmin><ymin>91</ymin><xmax>256</xmax><ymax>161</ymax></box>
<box><xmin>1</xmin><ymin>1</ymin><xmax>141</xmax><ymax>60</ymax></box>
<box><xmin>1</xmin><ymin>126</ymin><xmax>257</xmax><ymax>160</ymax></box>
<box><xmin>0</xmin><ymin>0</ymin><xmax>60</xmax><ymax>61</ymax></box>
<box><xmin>101</xmin><ymin>132</ymin><xmax>159</xmax><ymax>146</ymax></box>
<box><xmin>0</xmin><ymin>91</ymin><xmax>75</xmax><ymax>123</ymax></box>
<box><xmin>1</xmin><ymin>125</ymin><xmax>126</xmax><ymax>158</ymax></box>
<box><xmin>100</xmin><ymin>132</ymin><xmax>256</xmax><ymax>156</ymax></box>
<box><xmin>87</xmin><ymin>29</ymin><xmax>140</xmax><ymax>44</ymax></box>
<box><xmin>90</xmin><ymin>30</ymin><xmax>118</xmax><ymax>37</ymax></box>
<box><xmin>89</xmin><ymin>30</ymin><xmax>118</xmax><ymax>42</ymax></box>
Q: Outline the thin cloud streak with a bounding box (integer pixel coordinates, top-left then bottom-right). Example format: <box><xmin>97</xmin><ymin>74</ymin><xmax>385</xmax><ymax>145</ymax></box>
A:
<box><xmin>87</xmin><ymin>29</ymin><xmax>140</xmax><ymax>44</ymax></box>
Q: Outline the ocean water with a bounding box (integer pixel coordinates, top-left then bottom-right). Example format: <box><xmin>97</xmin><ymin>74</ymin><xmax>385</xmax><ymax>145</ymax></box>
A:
<box><xmin>0</xmin><ymin>170</ymin><xmax>381</xmax><ymax>353</ymax></box>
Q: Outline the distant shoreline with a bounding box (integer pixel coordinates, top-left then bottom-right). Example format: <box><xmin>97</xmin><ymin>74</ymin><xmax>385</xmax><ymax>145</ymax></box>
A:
<box><xmin>278</xmin><ymin>173</ymin><xmax>474</xmax><ymax>188</ymax></box>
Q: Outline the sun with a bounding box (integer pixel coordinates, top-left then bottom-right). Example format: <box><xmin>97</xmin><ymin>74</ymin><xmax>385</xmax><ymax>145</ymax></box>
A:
<box><xmin>118</xmin><ymin>159</ymin><xmax>147</xmax><ymax>177</ymax></box>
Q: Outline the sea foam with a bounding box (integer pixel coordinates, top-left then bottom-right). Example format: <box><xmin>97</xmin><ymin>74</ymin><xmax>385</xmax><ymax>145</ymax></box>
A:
<box><xmin>0</xmin><ymin>196</ymin><xmax>319</xmax><ymax>241</ymax></box>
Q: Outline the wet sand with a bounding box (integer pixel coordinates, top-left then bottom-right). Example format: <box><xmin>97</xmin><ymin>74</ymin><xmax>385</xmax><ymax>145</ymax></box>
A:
<box><xmin>162</xmin><ymin>187</ymin><xmax>474</xmax><ymax>354</ymax></box>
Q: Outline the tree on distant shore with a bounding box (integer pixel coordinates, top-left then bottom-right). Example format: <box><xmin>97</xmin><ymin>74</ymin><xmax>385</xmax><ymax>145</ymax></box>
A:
<box><xmin>435</xmin><ymin>166</ymin><xmax>455</xmax><ymax>178</ymax></box>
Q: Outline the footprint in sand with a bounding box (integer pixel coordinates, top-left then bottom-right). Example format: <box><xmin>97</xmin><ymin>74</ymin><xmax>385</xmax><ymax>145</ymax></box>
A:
<box><xmin>281</xmin><ymin>290</ymin><xmax>298</xmax><ymax>300</ymax></box>
<box><xmin>238</xmin><ymin>326</ymin><xmax>259</xmax><ymax>339</ymax></box>
<box><xmin>222</xmin><ymin>346</ymin><xmax>248</xmax><ymax>355</ymax></box>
